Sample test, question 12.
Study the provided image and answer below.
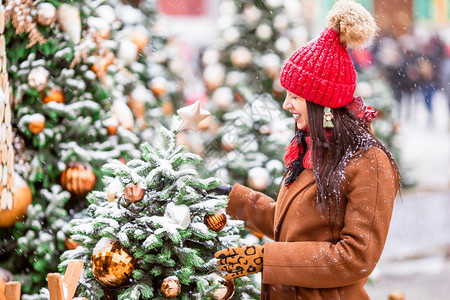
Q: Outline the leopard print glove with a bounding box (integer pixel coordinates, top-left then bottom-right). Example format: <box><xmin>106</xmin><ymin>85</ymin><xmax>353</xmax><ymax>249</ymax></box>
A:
<box><xmin>215</xmin><ymin>245</ymin><xmax>264</xmax><ymax>279</ymax></box>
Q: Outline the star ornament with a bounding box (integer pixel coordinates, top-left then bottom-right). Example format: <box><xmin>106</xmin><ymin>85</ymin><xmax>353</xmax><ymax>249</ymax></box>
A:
<box><xmin>176</xmin><ymin>101</ymin><xmax>210</xmax><ymax>132</ymax></box>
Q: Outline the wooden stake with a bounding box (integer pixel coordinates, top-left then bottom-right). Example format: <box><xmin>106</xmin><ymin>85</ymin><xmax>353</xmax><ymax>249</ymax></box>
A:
<box><xmin>48</xmin><ymin>273</ymin><xmax>64</xmax><ymax>300</ymax></box>
<box><xmin>48</xmin><ymin>260</ymin><xmax>85</xmax><ymax>300</ymax></box>
<box><xmin>63</xmin><ymin>261</ymin><xmax>84</xmax><ymax>300</ymax></box>
<box><xmin>0</xmin><ymin>281</ymin><xmax>21</xmax><ymax>300</ymax></box>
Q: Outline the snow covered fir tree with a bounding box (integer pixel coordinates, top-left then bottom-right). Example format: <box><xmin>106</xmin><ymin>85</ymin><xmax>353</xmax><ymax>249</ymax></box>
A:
<box><xmin>0</xmin><ymin>0</ymin><xmax>183</xmax><ymax>294</ymax></box>
<box><xmin>201</xmin><ymin>0</ymin><xmax>307</xmax><ymax>102</ymax></box>
<box><xmin>55</xmin><ymin>117</ymin><xmax>259</xmax><ymax>299</ymax></box>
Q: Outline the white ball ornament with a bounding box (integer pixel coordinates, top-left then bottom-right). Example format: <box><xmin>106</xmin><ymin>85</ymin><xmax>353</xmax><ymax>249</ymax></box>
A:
<box><xmin>266</xmin><ymin>159</ymin><xmax>284</xmax><ymax>174</ymax></box>
<box><xmin>261</xmin><ymin>53</ymin><xmax>281</xmax><ymax>79</ymax></box>
<box><xmin>27</xmin><ymin>67</ymin><xmax>49</xmax><ymax>92</ymax></box>
<box><xmin>265</xmin><ymin>0</ymin><xmax>283</xmax><ymax>9</ymax></box>
<box><xmin>247</xmin><ymin>167</ymin><xmax>271</xmax><ymax>191</ymax></box>
<box><xmin>274</xmin><ymin>15</ymin><xmax>289</xmax><ymax>32</ymax></box>
<box><xmin>212</xmin><ymin>87</ymin><xmax>234</xmax><ymax>110</ymax></box>
<box><xmin>230</xmin><ymin>47</ymin><xmax>252</xmax><ymax>68</ymax></box>
<box><xmin>117</xmin><ymin>39</ymin><xmax>138</xmax><ymax>65</ymax></box>
<box><xmin>256</xmin><ymin>24</ymin><xmax>273</xmax><ymax>41</ymax></box>
<box><xmin>225</xmin><ymin>71</ymin><xmax>246</xmax><ymax>88</ymax></box>
<box><xmin>36</xmin><ymin>3</ymin><xmax>57</xmax><ymax>26</ymax></box>
<box><xmin>223</xmin><ymin>27</ymin><xmax>240</xmax><ymax>44</ymax></box>
<box><xmin>221</xmin><ymin>132</ymin><xmax>236</xmax><ymax>152</ymax></box>
<box><xmin>164</xmin><ymin>202</ymin><xmax>191</xmax><ymax>229</ymax></box>
<box><xmin>243</xmin><ymin>4</ymin><xmax>262</xmax><ymax>26</ymax></box>
<box><xmin>107</xmin><ymin>178</ymin><xmax>124</xmax><ymax>202</ymax></box>
<box><xmin>95</xmin><ymin>5</ymin><xmax>116</xmax><ymax>24</ymax></box>
<box><xmin>275</xmin><ymin>36</ymin><xmax>292</xmax><ymax>53</ymax></box>
<box><xmin>203</xmin><ymin>63</ymin><xmax>225</xmax><ymax>91</ymax></box>
<box><xmin>202</xmin><ymin>48</ymin><xmax>221</xmax><ymax>66</ymax></box>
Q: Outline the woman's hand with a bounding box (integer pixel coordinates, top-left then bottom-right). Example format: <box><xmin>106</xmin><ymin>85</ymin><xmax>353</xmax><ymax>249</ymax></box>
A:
<box><xmin>209</xmin><ymin>184</ymin><xmax>233</xmax><ymax>196</ymax></box>
<box><xmin>215</xmin><ymin>245</ymin><xmax>264</xmax><ymax>279</ymax></box>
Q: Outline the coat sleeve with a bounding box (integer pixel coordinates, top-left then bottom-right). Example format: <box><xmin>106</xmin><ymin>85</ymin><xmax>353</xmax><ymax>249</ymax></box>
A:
<box><xmin>226</xmin><ymin>183</ymin><xmax>276</xmax><ymax>240</ymax></box>
<box><xmin>263</xmin><ymin>147</ymin><xmax>400</xmax><ymax>288</ymax></box>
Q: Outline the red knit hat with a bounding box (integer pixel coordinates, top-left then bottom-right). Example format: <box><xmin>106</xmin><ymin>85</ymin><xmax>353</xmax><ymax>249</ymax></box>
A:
<box><xmin>279</xmin><ymin>0</ymin><xmax>377</xmax><ymax>108</ymax></box>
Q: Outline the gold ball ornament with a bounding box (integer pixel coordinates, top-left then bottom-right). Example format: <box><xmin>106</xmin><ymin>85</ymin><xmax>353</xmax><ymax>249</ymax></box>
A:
<box><xmin>389</xmin><ymin>290</ymin><xmax>404</xmax><ymax>300</ymax></box>
<box><xmin>149</xmin><ymin>77</ymin><xmax>168</xmax><ymax>97</ymax></box>
<box><xmin>160</xmin><ymin>276</ymin><xmax>181</xmax><ymax>298</ymax></box>
<box><xmin>60</xmin><ymin>162</ymin><xmax>96</xmax><ymax>197</ymax></box>
<box><xmin>64</xmin><ymin>237</ymin><xmax>80</xmax><ymax>250</ymax></box>
<box><xmin>124</xmin><ymin>183</ymin><xmax>145</xmax><ymax>203</ymax></box>
<box><xmin>28</xmin><ymin>119</ymin><xmax>46</xmax><ymax>134</ymax></box>
<box><xmin>210</xmin><ymin>275</ymin><xmax>235</xmax><ymax>300</ymax></box>
<box><xmin>204</xmin><ymin>210</ymin><xmax>227</xmax><ymax>232</ymax></box>
<box><xmin>0</xmin><ymin>175</ymin><xmax>32</xmax><ymax>228</ymax></box>
<box><xmin>103</xmin><ymin>118</ymin><xmax>119</xmax><ymax>136</ymax></box>
<box><xmin>162</xmin><ymin>101</ymin><xmax>174</xmax><ymax>116</ymax></box>
<box><xmin>129</xmin><ymin>31</ymin><xmax>149</xmax><ymax>53</ymax></box>
<box><xmin>36</xmin><ymin>3</ymin><xmax>57</xmax><ymax>26</ymax></box>
<box><xmin>92</xmin><ymin>238</ymin><xmax>136</xmax><ymax>287</ymax></box>
<box><xmin>42</xmin><ymin>88</ymin><xmax>65</xmax><ymax>104</ymax></box>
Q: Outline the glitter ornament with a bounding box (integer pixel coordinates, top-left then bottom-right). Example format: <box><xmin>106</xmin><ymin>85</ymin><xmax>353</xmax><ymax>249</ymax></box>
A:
<box><xmin>91</xmin><ymin>238</ymin><xmax>136</xmax><ymax>287</ymax></box>
<box><xmin>204</xmin><ymin>210</ymin><xmax>227</xmax><ymax>232</ymax></box>
<box><xmin>36</xmin><ymin>3</ymin><xmax>57</xmax><ymax>26</ymax></box>
<box><xmin>60</xmin><ymin>162</ymin><xmax>96</xmax><ymax>197</ymax></box>
<box><xmin>27</xmin><ymin>67</ymin><xmax>49</xmax><ymax>92</ymax></box>
<box><xmin>160</xmin><ymin>276</ymin><xmax>181</xmax><ymax>298</ymax></box>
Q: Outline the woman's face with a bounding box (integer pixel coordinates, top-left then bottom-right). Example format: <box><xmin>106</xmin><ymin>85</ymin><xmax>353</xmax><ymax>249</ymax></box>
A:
<box><xmin>282</xmin><ymin>91</ymin><xmax>309</xmax><ymax>129</ymax></box>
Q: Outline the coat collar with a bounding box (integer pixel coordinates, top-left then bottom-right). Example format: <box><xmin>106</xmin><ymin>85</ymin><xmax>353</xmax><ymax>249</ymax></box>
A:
<box><xmin>274</xmin><ymin>170</ymin><xmax>315</xmax><ymax>239</ymax></box>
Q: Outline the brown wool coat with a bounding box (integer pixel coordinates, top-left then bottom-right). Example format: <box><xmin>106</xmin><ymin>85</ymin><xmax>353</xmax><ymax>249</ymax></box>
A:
<box><xmin>226</xmin><ymin>147</ymin><xmax>400</xmax><ymax>299</ymax></box>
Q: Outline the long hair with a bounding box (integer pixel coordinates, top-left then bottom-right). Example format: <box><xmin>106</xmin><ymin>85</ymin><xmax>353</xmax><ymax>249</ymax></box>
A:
<box><xmin>306</xmin><ymin>101</ymin><xmax>400</xmax><ymax>209</ymax></box>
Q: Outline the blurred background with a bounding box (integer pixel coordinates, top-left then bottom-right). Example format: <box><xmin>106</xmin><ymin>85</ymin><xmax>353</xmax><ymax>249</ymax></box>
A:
<box><xmin>158</xmin><ymin>0</ymin><xmax>450</xmax><ymax>299</ymax></box>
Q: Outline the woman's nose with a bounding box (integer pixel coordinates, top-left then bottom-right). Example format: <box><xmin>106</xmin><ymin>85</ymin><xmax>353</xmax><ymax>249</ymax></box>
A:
<box><xmin>282</xmin><ymin>97</ymin><xmax>291</xmax><ymax>110</ymax></box>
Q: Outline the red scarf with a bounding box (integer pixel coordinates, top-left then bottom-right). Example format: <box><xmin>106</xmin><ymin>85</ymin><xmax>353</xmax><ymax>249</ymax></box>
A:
<box><xmin>283</xmin><ymin>127</ymin><xmax>312</xmax><ymax>170</ymax></box>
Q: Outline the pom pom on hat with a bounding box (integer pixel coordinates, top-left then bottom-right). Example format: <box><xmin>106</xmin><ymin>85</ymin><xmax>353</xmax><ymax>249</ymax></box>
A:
<box><xmin>279</xmin><ymin>0</ymin><xmax>377</xmax><ymax>108</ymax></box>
<box><xmin>327</xmin><ymin>0</ymin><xmax>378</xmax><ymax>49</ymax></box>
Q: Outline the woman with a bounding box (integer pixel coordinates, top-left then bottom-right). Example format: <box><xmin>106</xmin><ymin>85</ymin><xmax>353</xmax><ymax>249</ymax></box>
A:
<box><xmin>213</xmin><ymin>1</ymin><xmax>401</xmax><ymax>299</ymax></box>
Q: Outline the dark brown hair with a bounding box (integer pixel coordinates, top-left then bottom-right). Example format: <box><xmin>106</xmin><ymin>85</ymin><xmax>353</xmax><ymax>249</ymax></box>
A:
<box><xmin>305</xmin><ymin>101</ymin><xmax>400</xmax><ymax>209</ymax></box>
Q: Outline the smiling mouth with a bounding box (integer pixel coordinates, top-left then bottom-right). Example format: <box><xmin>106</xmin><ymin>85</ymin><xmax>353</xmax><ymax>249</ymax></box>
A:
<box><xmin>293</xmin><ymin>113</ymin><xmax>300</xmax><ymax>121</ymax></box>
